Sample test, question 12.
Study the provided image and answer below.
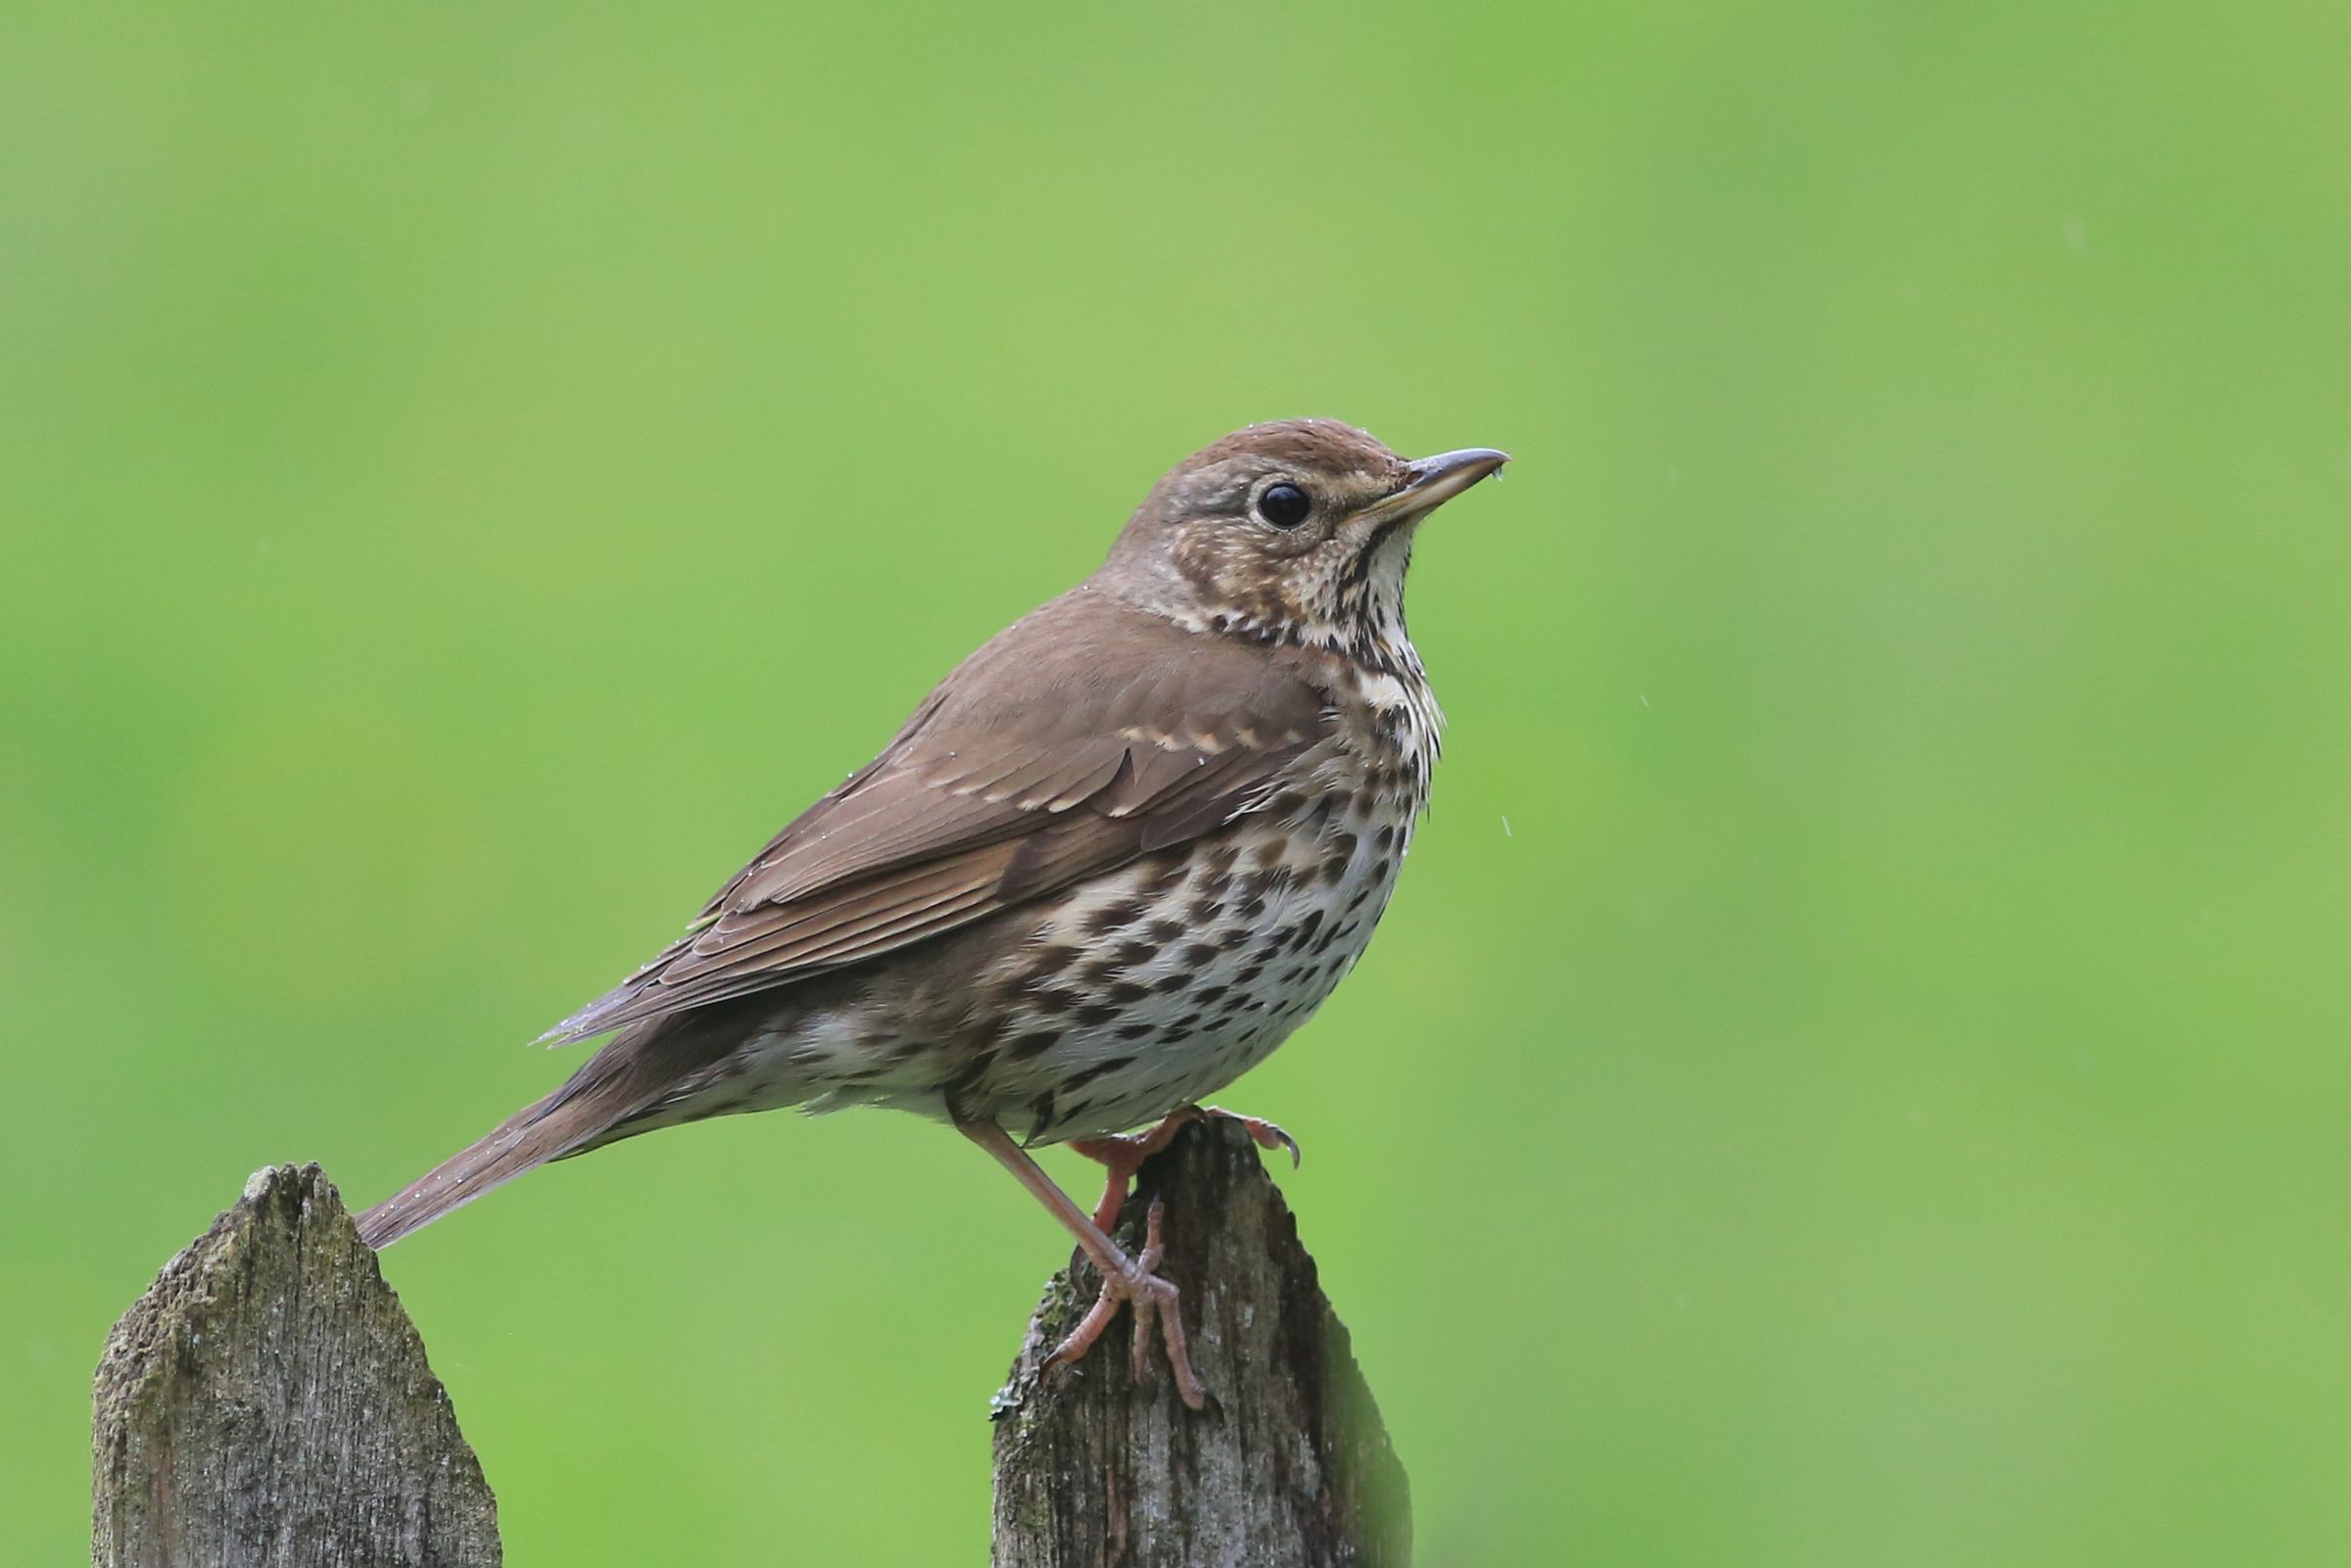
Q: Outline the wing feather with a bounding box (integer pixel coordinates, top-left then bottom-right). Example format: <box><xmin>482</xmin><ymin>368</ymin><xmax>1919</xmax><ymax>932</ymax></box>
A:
<box><xmin>538</xmin><ymin>592</ymin><xmax>1332</xmax><ymax>1045</ymax></box>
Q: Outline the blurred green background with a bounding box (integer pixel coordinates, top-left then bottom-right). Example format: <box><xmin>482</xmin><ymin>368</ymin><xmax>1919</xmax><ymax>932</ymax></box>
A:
<box><xmin>6</xmin><ymin>2</ymin><xmax>2347</xmax><ymax>1562</ymax></box>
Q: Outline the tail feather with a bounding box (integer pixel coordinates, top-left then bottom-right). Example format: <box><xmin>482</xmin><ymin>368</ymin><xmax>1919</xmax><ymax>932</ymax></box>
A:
<box><xmin>357</xmin><ymin>1001</ymin><xmax>764</xmax><ymax>1250</ymax></box>
<box><xmin>355</xmin><ymin>1091</ymin><xmax>587</xmax><ymax>1249</ymax></box>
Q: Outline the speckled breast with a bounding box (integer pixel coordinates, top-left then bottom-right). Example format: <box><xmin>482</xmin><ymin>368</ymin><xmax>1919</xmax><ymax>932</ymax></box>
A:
<box><xmin>973</xmin><ymin>652</ymin><xmax>1441</xmax><ymax>1141</ymax></box>
<box><xmin>973</xmin><ymin>781</ymin><xmax>1416</xmax><ymax>1142</ymax></box>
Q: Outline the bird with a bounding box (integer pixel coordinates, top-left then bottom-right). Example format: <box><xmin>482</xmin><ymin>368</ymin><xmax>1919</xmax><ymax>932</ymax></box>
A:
<box><xmin>356</xmin><ymin>418</ymin><xmax>1507</xmax><ymax>1406</ymax></box>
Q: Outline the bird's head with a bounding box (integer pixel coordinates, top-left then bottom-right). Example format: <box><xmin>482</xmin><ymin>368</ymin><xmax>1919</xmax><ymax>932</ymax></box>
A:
<box><xmin>1097</xmin><ymin>419</ymin><xmax>1507</xmax><ymax>660</ymax></box>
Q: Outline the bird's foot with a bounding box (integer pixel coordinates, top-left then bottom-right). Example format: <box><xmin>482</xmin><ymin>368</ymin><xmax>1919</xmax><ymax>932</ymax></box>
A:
<box><xmin>1045</xmin><ymin>1196</ymin><xmax>1206</xmax><ymax>1408</ymax></box>
<box><xmin>1069</xmin><ymin>1103</ymin><xmax>1300</xmax><ymax>1230</ymax></box>
<box><xmin>1200</xmin><ymin>1104</ymin><xmax>1302</xmax><ymax>1166</ymax></box>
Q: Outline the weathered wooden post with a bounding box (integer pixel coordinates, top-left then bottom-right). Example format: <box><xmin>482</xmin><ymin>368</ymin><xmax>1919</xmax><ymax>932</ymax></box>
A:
<box><xmin>91</xmin><ymin>1164</ymin><xmax>498</xmax><ymax>1568</ymax></box>
<box><xmin>93</xmin><ymin>1125</ymin><xmax>1405</xmax><ymax>1565</ymax></box>
<box><xmin>990</xmin><ymin>1119</ymin><xmax>1411</xmax><ymax>1566</ymax></box>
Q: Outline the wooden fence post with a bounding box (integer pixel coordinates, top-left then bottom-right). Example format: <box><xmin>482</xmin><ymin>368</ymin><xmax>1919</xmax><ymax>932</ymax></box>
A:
<box><xmin>93</xmin><ymin>1126</ymin><xmax>1405</xmax><ymax>1565</ymax></box>
<box><xmin>91</xmin><ymin>1164</ymin><xmax>499</xmax><ymax>1568</ymax></box>
<box><xmin>989</xmin><ymin>1118</ymin><xmax>1412</xmax><ymax>1566</ymax></box>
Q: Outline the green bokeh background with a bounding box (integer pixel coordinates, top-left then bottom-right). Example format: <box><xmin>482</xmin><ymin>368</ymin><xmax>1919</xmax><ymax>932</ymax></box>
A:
<box><xmin>6</xmin><ymin>4</ymin><xmax>2347</xmax><ymax>1562</ymax></box>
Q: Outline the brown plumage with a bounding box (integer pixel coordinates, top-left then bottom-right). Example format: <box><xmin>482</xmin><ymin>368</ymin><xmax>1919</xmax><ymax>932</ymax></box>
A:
<box><xmin>538</xmin><ymin>600</ymin><xmax>1330</xmax><ymax>1043</ymax></box>
<box><xmin>357</xmin><ymin>418</ymin><xmax>1508</xmax><ymax>1405</ymax></box>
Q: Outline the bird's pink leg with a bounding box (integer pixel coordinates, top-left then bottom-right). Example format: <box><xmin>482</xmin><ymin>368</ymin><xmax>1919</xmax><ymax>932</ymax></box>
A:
<box><xmin>956</xmin><ymin>1116</ymin><xmax>1207</xmax><ymax>1408</ymax></box>
<box><xmin>1068</xmin><ymin>1103</ymin><xmax>1301</xmax><ymax>1231</ymax></box>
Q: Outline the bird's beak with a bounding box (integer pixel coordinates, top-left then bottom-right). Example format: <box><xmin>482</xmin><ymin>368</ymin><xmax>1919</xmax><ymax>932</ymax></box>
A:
<box><xmin>1365</xmin><ymin>448</ymin><xmax>1511</xmax><ymax>522</ymax></box>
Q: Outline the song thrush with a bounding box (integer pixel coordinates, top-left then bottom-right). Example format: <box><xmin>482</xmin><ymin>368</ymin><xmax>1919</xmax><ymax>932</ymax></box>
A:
<box><xmin>357</xmin><ymin>419</ymin><xmax>1507</xmax><ymax>1406</ymax></box>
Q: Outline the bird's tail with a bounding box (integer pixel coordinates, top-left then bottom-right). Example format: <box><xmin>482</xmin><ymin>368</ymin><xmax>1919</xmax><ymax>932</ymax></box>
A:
<box><xmin>355</xmin><ymin>1091</ymin><xmax>589</xmax><ymax>1249</ymax></box>
<box><xmin>356</xmin><ymin>1024</ymin><xmax>685</xmax><ymax>1249</ymax></box>
<box><xmin>355</xmin><ymin>1003</ymin><xmax>758</xmax><ymax>1250</ymax></box>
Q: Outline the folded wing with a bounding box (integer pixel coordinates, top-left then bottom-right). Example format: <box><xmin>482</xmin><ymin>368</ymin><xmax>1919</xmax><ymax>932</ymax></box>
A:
<box><xmin>539</xmin><ymin>593</ymin><xmax>1331</xmax><ymax>1044</ymax></box>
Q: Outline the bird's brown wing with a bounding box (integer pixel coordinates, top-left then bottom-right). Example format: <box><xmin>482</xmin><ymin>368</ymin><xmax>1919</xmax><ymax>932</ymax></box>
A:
<box><xmin>538</xmin><ymin>592</ymin><xmax>1331</xmax><ymax>1044</ymax></box>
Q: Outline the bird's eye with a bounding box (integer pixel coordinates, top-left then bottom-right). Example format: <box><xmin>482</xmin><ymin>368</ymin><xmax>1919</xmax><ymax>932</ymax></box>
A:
<box><xmin>1256</xmin><ymin>482</ymin><xmax>1311</xmax><ymax>530</ymax></box>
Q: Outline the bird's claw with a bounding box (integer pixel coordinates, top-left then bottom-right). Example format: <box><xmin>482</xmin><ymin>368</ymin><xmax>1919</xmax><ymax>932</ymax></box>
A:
<box><xmin>1203</xmin><ymin>1105</ymin><xmax>1300</xmax><ymax>1168</ymax></box>
<box><xmin>1043</xmin><ymin>1198</ymin><xmax>1207</xmax><ymax>1408</ymax></box>
<box><xmin>1070</xmin><ymin>1103</ymin><xmax>1299</xmax><ymax>1232</ymax></box>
